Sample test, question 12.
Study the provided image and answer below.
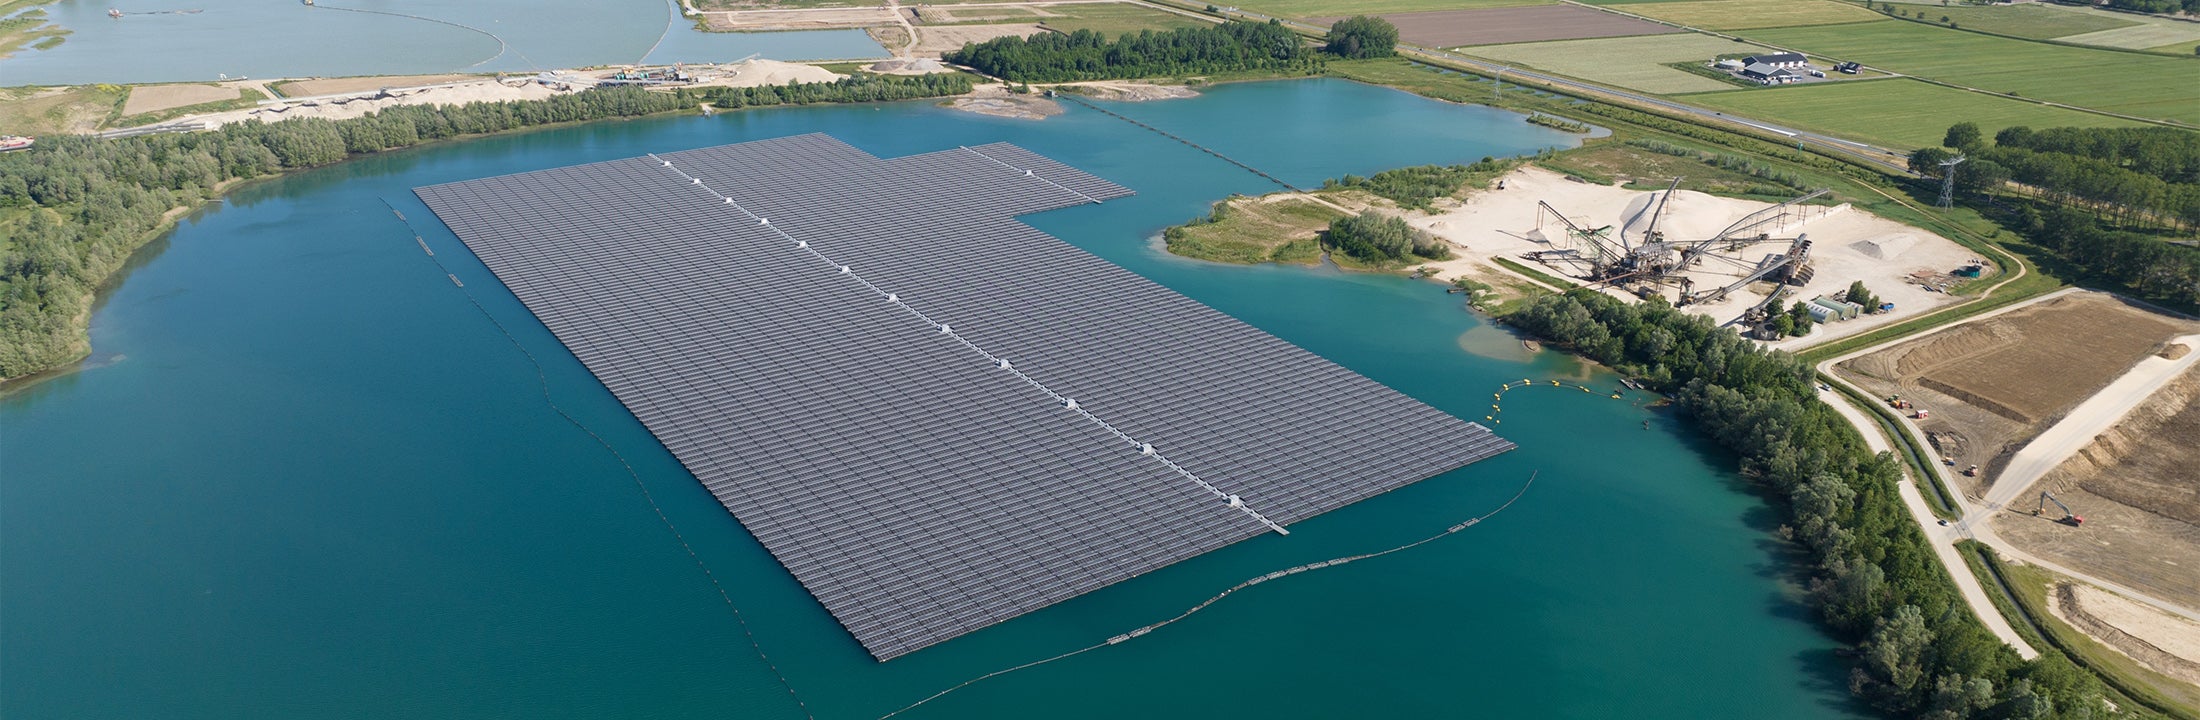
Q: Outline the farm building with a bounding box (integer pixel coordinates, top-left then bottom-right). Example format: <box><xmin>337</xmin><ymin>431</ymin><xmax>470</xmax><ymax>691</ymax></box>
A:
<box><xmin>1714</xmin><ymin>58</ymin><xmax>1745</xmax><ymax>71</ymax></box>
<box><xmin>1743</xmin><ymin>52</ymin><xmax>1808</xmax><ymax>68</ymax></box>
<box><xmin>1741</xmin><ymin>63</ymin><xmax>1799</xmax><ymax>84</ymax></box>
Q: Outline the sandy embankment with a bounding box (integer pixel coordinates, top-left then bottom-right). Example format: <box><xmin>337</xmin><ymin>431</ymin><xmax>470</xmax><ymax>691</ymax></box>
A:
<box><xmin>1063</xmin><ymin>81</ymin><xmax>1198</xmax><ymax>101</ymax></box>
<box><xmin>1407</xmin><ymin>166</ymin><xmax>1978</xmax><ymax>346</ymax></box>
<box><xmin>2050</xmin><ymin>582</ymin><xmax>2200</xmax><ymax>685</ymax></box>
<box><xmin>949</xmin><ymin>84</ymin><xmax>1061</xmax><ymax>120</ymax></box>
<box><xmin>164</xmin><ymin>60</ymin><xmax>843</xmax><ymax>130</ymax></box>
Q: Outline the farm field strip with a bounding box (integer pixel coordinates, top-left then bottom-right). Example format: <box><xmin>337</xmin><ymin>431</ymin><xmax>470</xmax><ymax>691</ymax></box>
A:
<box><xmin>1915</xmin><ymin>4</ymin><xmax>2137</xmax><ymax>40</ymax></box>
<box><xmin>1679</xmin><ymin>78</ymin><xmax>2144</xmax><ymax>149</ymax></box>
<box><xmin>1741</xmin><ymin>20</ymin><xmax>2200</xmax><ymax>125</ymax></box>
<box><xmin>1309</xmin><ymin>5</ymin><xmax>1675</xmax><ymax>47</ymax></box>
<box><xmin>1616</xmin><ymin>0</ymin><xmax>1883</xmax><ymax>31</ymax></box>
<box><xmin>1461</xmin><ymin>33</ymin><xmax>1784</xmax><ymax>94</ymax></box>
<box><xmin>2059</xmin><ymin>22</ymin><xmax>2200</xmax><ymax>51</ymax></box>
<box><xmin>1220</xmin><ymin>0</ymin><xmax>1552</xmax><ymax>18</ymax></box>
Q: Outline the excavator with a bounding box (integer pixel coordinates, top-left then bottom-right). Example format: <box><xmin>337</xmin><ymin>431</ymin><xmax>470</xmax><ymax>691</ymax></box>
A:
<box><xmin>2033</xmin><ymin>491</ymin><xmax>2084</xmax><ymax>527</ymax></box>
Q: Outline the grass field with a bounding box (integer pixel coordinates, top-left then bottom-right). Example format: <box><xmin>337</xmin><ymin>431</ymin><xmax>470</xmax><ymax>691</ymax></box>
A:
<box><xmin>1220</xmin><ymin>0</ymin><xmax>1550</xmax><ymax>18</ymax></box>
<box><xmin>0</xmin><ymin>83</ymin><xmax>126</xmax><ymax>135</ymax></box>
<box><xmin>1615</xmin><ymin>0</ymin><xmax>1881</xmax><ymax>31</ymax></box>
<box><xmin>1742</xmin><ymin>20</ymin><xmax>2200</xmax><ymax>125</ymax></box>
<box><xmin>1682</xmin><ymin>78</ymin><xmax>2144</xmax><ymax>149</ymax></box>
<box><xmin>1916</xmin><ymin>4</ymin><xmax>2136</xmax><ymax>40</ymax></box>
<box><xmin>1162</xmin><ymin>195</ymin><xmax>1338</xmax><ymax>265</ymax></box>
<box><xmin>1463</xmin><ymin>34</ymin><xmax>1785</xmax><ymax>94</ymax></box>
<box><xmin>2063</xmin><ymin>20</ymin><xmax>2200</xmax><ymax>52</ymax></box>
<box><xmin>1042</xmin><ymin>4</ymin><xmax>1208</xmax><ymax>34</ymax></box>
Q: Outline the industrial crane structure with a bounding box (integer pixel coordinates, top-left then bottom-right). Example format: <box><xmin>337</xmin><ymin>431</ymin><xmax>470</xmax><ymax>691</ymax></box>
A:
<box><xmin>1522</xmin><ymin>180</ymin><xmax>1828</xmax><ymax>323</ymax></box>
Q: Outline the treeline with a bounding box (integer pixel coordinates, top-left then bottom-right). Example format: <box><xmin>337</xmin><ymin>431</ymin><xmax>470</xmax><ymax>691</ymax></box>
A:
<box><xmin>1324</xmin><ymin>211</ymin><xmax>1448</xmax><ymax>263</ymax></box>
<box><xmin>697</xmin><ymin>72</ymin><xmax>973</xmax><ymax>109</ymax></box>
<box><xmin>1507</xmin><ymin>289</ymin><xmax>2120</xmax><ymax>719</ymax></box>
<box><xmin>1319</xmin><ymin>157</ymin><xmax>1512</xmax><ymax>211</ymax></box>
<box><xmin>2022</xmin><ymin>204</ymin><xmax>2200</xmax><ymax>305</ymax></box>
<box><xmin>0</xmin><ymin>78</ymin><xmax>975</xmax><ymax>380</ymax></box>
<box><xmin>944</xmin><ymin>22</ymin><xmax>1320</xmax><ymax>83</ymax></box>
<box><xmin>1911</xmin><ymin>122</ymin><xmax>2200</xmax><ymax>307</ymax></box>
<box><xmin>1917</xmin><ymin>123</ymin><xmax>2200</xmax><ymax>229</ymax></box>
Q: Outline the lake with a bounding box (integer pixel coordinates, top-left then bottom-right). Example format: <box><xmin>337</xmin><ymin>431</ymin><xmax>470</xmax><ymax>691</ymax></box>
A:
<box><xmin>0</xmin><ymin>79</ymin><xmax>1867</xmax><ymax>719</ymax></box>
<box><xmin>1</xmin><ymin>0</ymin><xmax>884</xmax><ymax>86</ymax></box>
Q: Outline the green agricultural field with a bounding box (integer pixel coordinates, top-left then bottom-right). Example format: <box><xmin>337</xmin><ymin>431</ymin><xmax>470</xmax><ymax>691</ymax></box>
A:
<box><xmin>1682</xmin><ymin>78</ymin><xmax>2144</xmax><ymax>149</ymax></box>
<box><xmin>1617</xmin><ymin>0</ymin><xmax>1881</xmax><ymax>31</ymax></box>
<box><xmin>1220</xmin><ymin>0</ymin><xmax>1549</xmax><ymax>18</ymax></box>
<box><xmin>2060</xmin><ymin>19</ymin><xmax>2200</xmax><ymax>52</ymax></box>
<box><xmin>1916</xmin><ymin>5</ymin><xmax>2135</xmax><ymax>40</ymax></box>
<box><xmin>1743</xmin><ymin>20</ymin><xmax>2200</xmax><ymax>125</ymax></box>
<box><xmin>1463</xmin><ymin>34</ymin><xmax>1786</xmax><ymax>94</ymax></box>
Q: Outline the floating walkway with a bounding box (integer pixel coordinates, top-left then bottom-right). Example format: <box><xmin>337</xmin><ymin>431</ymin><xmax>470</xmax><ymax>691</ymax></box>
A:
<box><xmin>1058</xmin><ymin>94</ymin><xmax>1306</xmax><ymax>194</ymax></box>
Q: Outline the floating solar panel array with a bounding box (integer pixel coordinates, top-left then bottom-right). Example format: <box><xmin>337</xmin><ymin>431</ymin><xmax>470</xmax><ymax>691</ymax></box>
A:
<box><xmin>415</xmin><ymin>133</ymin><xmax>1514</xmax><ymax>661</ymax></box>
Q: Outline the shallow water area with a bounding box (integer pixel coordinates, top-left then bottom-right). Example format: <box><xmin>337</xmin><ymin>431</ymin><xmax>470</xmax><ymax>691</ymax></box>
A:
<box><xmin>1</xmin><ymin>0</ymin><xmax>884</xmax><ymax>85</ymax></box>
<box><xmin>1</xmin><ymin>79</ymin><xmax>1868</xmax><ymax>719</ymax></box>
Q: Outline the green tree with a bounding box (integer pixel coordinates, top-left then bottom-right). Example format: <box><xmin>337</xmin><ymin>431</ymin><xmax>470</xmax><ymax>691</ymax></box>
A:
<box><xmin>1325</xmin><ymin>15</ymin><xmax>1398</xmax><ymax>59</ymax></box>
<box><xmin>1787</xmin><ymin>301</ymin><xmax>1815</xmax><ymax>336</ymax></box>
<box><xmin>1908</xmin><ymin>146</ymin><xmax>1954</xmax><ymax>178</ymax></box>
<box><xmin>1845</xmin><ymin>281</ymin><xmax>1879</xmax><ymax>310</ymax></box>
<box><xmin>1943</xmin><ymin>121</ymin><xmax>1981</xmax><ymax>152</ymax></box>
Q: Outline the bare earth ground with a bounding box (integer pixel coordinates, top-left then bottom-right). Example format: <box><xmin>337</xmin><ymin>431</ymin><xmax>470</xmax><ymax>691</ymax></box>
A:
<box><xmin>1996</xmin><ymin>362</ymin><xmax>2200</xmax><ymax>611</ymax></box>
<box><xmin>1411</xmin><ymin>166</ymin><xmax>1973</xmax><ymax>339</ymax></box>
<box><xmin>1308</xmin><ymin>6</ymin><xmax>1679</xmax><ymax>48</ymax></box>
<box><xmin>704</xmin><ymin>7</ymin><xmax>901</xmax><ymax>30</ymax></box>
<box><xmin>947</xmin><ymin>84</ymin><xmax>1062</xmax><ymax>119</ymax></box>
<box><xmin>180</xmin><ymin>80</ymin><xmax>577</xmax><ymax>129</ymax></box>
<box><xmin>0</xmin><ymin>85</ymin><xmax>124</xmax><ymax>135</ymax></box>
<box><xmin>119</xmin><ymin>83</ymin><xmax>238</xmax><ymax>116</ymax></box>
<box><xmin>2050</xmin><ymin>581</ymin><xmax>2200</xmax><ymax>686</ymax></box>
<box><xmin>1836</xmin><ymin>293</ymin><xmax>2200</xmax><ymax>498</ymax></box>
<box><xmin>275</xmin><ymin>74</ymin><xmax>479</xmax><ymax>98</ymax></box>
<box><xmin>911</xmin><ymin>23</ymin><xmax>1043</xmax><ymax>55</ymax></box>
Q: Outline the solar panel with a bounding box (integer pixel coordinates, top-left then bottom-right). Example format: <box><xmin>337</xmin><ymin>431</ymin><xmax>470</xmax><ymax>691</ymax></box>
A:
<box><xmin>415</xmin><ymin>133</ymin><xmax>1513</xmax><ymax>660</ymax></box>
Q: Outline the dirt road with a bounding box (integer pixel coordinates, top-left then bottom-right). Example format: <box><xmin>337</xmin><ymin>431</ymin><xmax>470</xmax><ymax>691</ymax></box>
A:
<box><xmin>1981</xmin><ymin>333</ymin><xmax>2200</xmax><ymax>513</ymax></box>
<box><xmin>1818</xmin><ymin>384</ymin><xmax>2041</xmax><ymax>658</ymax></box>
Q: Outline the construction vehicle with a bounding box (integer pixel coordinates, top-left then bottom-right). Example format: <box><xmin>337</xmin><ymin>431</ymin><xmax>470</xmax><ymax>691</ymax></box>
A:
<box><xmin>1962</xmin><ymin>464</ymin><xmax>1978</xmax><ymax>477</ymax></box>
<box><xmin>2034</xmin><ymin>491</ymin><xmax>2084</xmax><ymax>527</ymax></box>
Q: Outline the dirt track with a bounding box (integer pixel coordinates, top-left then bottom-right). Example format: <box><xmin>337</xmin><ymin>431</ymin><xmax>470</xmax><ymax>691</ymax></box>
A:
<box><xmin>1994</xmin><ymin>361</ymin><xmax>2200</xmax><ymax>610</ymax></box>
<box><xmin>1306</xmin><ymin>6</ymin><xmax>1677</xmax><ymax>48</ymax></box>
<box><xmin>1837</xmin><ymin>292</ymin><xmax>2199</xmax><ymax>495</ymax></box>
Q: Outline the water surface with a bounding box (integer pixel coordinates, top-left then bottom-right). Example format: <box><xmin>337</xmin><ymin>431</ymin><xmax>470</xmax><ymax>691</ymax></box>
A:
<box><xmin>2</xmin><ymin>0</ymin><xmax>883</xmax><ymax>85</ymax></box>
<box><xmin>1</xmin><ymin>79</ymin><xmax>1866</xmax><ymax>719</ymax></box>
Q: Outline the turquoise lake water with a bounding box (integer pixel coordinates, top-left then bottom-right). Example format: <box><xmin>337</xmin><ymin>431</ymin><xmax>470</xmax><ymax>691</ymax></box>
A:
<box><xmin>1</xmin><ymin>0</ymin><xmax>884</xmax><ymax>86</ymax></box>
<box><xmin>0</xmin><ymin>79</ymin><xmax>1868</xmax><ymax>719</ymax></box>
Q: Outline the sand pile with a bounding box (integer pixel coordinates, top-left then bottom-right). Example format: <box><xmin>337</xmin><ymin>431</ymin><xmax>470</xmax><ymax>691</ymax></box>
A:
<box><xmin>1618</xmin><ymin>187</ymin><xmax>1742</xmax><ymax>244</ymax></box>
<box><xmin>1850</xmin><ymin>234</ymin><xmax>1917</xmax><ymax>260</ymax></box>
<box><xmin>868</xmin><ymin>58</ymin><xmax>946</xmax><ymax>74</ymax></box>
<box><xmin>721</xmin><ymin>59</ymin><xmax>843</xmax><ymax>87</ymax></box>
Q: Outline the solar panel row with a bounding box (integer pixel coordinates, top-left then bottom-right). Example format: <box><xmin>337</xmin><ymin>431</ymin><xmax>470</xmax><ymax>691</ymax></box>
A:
<box><xmin>416</xmin><ymin>134</ymin><xmax>1513</xmax><ymax>660</ymax></box>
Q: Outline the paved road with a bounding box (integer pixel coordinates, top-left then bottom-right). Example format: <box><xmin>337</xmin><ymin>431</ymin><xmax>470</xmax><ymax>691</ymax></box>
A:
<box><xmin>1814</xmin><ymin>290</ymin><xmax>2200</xmax><ymax>632</ymax></box>
<box><xmin>1819</xmin><ymin>384</ymin><xmax>2041</xmax><ymax>658</ymax></box>
<box><xmin>1981</xmin><ymin>333</ymin><xmax>2200</xmax><ymax>513</ymax></box>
